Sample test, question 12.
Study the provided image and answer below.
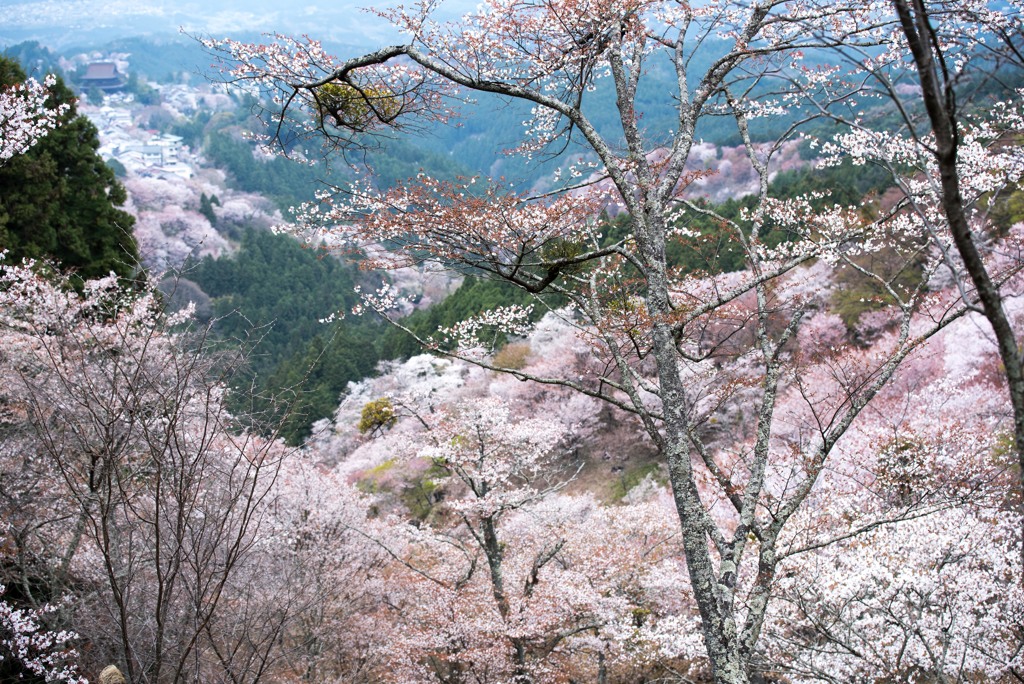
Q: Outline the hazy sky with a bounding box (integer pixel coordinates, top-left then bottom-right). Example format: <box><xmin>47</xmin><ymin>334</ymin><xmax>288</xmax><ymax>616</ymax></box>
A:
<box><xmin>0</xmin><ymin>0</ymin><xmax>481</xmax><ymax>49</ymax></box>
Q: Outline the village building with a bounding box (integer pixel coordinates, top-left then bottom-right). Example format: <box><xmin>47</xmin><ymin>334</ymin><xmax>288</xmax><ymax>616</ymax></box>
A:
<box><xmin>80</xmin><ymin>62</ymin><xmax>126</xmax><ymax>92</ymax></box>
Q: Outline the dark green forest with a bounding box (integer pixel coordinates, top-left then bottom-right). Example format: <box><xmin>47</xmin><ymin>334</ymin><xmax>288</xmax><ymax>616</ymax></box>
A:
<box><xmin>185</xmin><ymin>229</ymin><xmax>551</xmax><ymax>443</ymax></box>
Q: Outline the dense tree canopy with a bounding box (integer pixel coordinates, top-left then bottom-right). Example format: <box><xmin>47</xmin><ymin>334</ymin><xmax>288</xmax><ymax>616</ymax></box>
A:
<box><xmin>188</xmin><ymin>228</ymin><xmax>381</xmax><ymax>443</ymax></box>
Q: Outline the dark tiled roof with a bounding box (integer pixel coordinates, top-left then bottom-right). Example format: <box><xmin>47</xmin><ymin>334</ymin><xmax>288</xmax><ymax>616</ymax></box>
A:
<box><xmin>83</xmin><ymin>63</ymin><xmax>120</xmax><ymax>81</ymax></box>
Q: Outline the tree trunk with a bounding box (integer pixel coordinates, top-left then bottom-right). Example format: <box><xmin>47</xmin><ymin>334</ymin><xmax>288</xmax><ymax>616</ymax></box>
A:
<box><xmin>892</xmin><ymin>0</ymin><xmax>1024</xmax><ymax>525</ymax></box>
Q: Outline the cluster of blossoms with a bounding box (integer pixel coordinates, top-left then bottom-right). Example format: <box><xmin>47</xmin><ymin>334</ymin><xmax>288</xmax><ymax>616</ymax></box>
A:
<box><xmin>417</xmin><ymin>398</ymin><xmax>566</xmax><ymax>513</ymax></box>
<box><xmin>0</xmin><ymin>74</ymin><xmax>67</xmax><ymax>163</ymax></box>
<box><xmin>437</xmin><ymin>304</ymin><xmax>535</xmax><ymax>357</ymax></box>
<box><xmin>351</xmin><ymin>281</ymin><xmax>404</xmax><ymax>317</ymax></box>
<box><xmin>0</xmin><ymin>252</ymin><xmax>167</xmax><ymax>348</ymax></box>
<box><xmin>0</xmin><ymin>586</ymin><xmax>85</xmax><ymax>684</ymax></box>
<box><xmin>820</xmin><ymin>94</ymin><xmax>1024</xmax><ymax>208</ymax></box>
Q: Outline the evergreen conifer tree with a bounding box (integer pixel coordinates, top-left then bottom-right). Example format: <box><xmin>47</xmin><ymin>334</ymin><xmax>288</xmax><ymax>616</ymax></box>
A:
<box><xmin>0</xmin><ymin>57</ymin><xmax>138</xmax><ymax>279</ymax></box>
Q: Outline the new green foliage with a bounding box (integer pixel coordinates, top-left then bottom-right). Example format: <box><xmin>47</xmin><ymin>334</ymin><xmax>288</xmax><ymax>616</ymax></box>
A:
<box><xmin>358</xmin><ymin>398</ymin><xmax>397</xmax><ymax>435</ymax></box>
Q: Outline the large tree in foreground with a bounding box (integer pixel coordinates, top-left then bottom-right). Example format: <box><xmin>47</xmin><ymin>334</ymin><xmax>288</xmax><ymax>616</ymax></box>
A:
<box><xmin>208</xmin><ymin>0</ymin><xmax>1024</xmax><ymax>680</ymax></box>
<box><xmin>872</xmin><ymin>0</ymin><xmax>1024</xmax><ymax>519</ymax></box>
<box><xmin>0</xmin><ymin>258</ymin><xmax>290</xmax><ymax>683</ymax></box>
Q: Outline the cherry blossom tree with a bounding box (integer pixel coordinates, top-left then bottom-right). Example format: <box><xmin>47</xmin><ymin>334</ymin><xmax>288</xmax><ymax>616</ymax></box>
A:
<box><xmin>250</xmin><ymin>455</ymin><xmax>391</xmax><ymax>683</ymax></box>
<box><xmin>368</xmin><ymin>398</ymin><xmax>589</xmax><ymax>681</ymax></box>
<box><xmin>815</xmin><ymin>0</ymin><xmax>1024</xmax><ymax>508</ymax></box>
<box><xmin>0</xmin><ymin>72</ymin><xmax>67</xmax><ymax>164</ymax></box>
<box><xmin>768</xmin><ymin>507</ymin><xmax>1024</xmax><ymax>682</ymax></box>
<box><xmin>0</xmin><ymin>256</ymin><xmax>290</xmax><ymax>682</ymax></box>
<box><xmin>206</xmin><ymin>0</ymin><xmax>1024</xmax><ymax>680</ymax></box>
<box><xmin>349</xmin><ymin>397</ymin><xmax>697</xmax><ymax>683</ymax></box>
<box><xmin>760</xmin><ymin>311</ymin><xmax>1024</xmax><ymax>681</ymax></box>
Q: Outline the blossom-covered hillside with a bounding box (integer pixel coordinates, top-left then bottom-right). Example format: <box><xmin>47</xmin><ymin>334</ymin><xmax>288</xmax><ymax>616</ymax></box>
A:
<box><xmin>4</xmin><ymin>0</ymin><xmax>1024</xmax><ymax>680</ymax></box>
